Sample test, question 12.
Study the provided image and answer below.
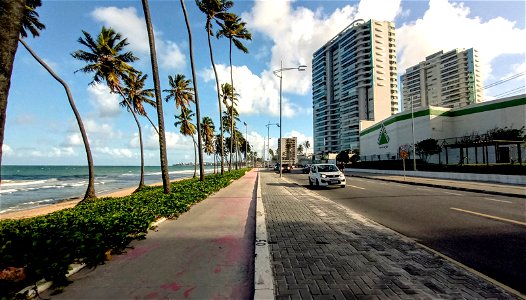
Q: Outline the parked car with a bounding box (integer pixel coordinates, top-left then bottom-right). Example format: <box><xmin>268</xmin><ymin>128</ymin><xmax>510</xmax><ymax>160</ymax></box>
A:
<box><xmin>308</xmin><ymin>164</ymin><xmax>346</xmax><ymax>188</ymax></box>
<box><xmin>302</xmin><ymin>164</ymin><xmax>311</xmax><ymax>174</ymax></box>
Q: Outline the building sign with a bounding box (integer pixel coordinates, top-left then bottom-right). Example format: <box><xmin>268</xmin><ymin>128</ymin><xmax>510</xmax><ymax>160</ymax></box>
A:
<box><xmin>377</xmin><ymin>123</ymin><xmax>390</xmax><ymax>147</ymax></box>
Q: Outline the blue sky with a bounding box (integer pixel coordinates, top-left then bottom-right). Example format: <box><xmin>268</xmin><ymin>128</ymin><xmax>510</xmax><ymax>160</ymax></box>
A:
<box><xmin>3</xmin><ymin>0</ymin><xmax>525</xmax><ymax>166</ymax></box>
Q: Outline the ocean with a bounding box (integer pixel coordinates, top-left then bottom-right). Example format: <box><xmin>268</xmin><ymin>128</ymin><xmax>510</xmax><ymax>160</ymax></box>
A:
<box><xmin>0</xmin><ymin>165</ymin><xmax>215</xmax><ymax>214</ymax></box>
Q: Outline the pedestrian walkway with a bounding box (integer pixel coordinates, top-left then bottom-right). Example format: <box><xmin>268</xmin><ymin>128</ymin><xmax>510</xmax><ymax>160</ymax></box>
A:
<box><xmin>348</xmin><ymin>172</ymin><xmax>525</xmax><ymax>198</ymax></box>
<box><xmin>42</xmin><ymin>169</ymin><xmax>258</xmax><ymax>299</ymax></box>
<box><xmin>259</xmin><ymin>171</ymin><xmax>519</xmax><ymax>299</ymax></box>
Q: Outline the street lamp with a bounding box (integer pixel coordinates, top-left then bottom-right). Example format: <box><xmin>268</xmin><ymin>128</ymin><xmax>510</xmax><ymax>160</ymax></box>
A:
<box><xmin>273</xmin><ymin>61</ymin><xmax>307</xmax><ymax>177</ymax></box>
<box><xmin>266</xmin><ymin>122</ymin><xmax>279</xmax><ymax>168</ymax></box>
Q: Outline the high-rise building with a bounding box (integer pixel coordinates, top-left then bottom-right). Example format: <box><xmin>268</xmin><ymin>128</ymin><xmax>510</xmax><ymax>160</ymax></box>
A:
<box><xmin>278</xmin><ymin>137</ymin><xmax>297</xmax><ymax>165</ymax></box>
<box><xmin>312</xmin><ymin>19</ymin><xmax>399</xmax><ymax>155</ymax></box>
<box><xmin>400</xmin><ymin>48</ymin><xmax>483</xmax><ymax>110</ymax></box>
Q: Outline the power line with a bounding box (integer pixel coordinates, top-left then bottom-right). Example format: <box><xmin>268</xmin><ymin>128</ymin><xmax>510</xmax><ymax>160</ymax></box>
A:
<box><xmin>483</xmin><ymin>72</ymin><xmax>525</xmax><ymax>89</ymax></box>
<box><xmin>493</xmin><ymin>86</ymin><xmax>526</xmax><ymax>98</ymax></box>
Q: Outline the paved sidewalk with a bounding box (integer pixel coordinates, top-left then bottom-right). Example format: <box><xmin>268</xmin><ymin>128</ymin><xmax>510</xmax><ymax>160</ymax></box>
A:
<box><xmin>260</xmin><ymin>171</ymin><xmax>519</xmax><ymax>299</ymax></box>
<box><xmin>348</xmin><ymin>172</ymin><xmax>525</xmax><ymax>198</ymax></box>
<box><xmin>42</xmin><ymin>170</ymin><xmax>258</xmax><ymax>299</ymax></box>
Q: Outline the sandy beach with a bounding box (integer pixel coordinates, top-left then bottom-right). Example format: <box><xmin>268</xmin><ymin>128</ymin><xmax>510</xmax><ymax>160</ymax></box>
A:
<box><xmin>0</xmin><ymin>181</ymin><xmax>169</xmax><ymax>221</ymax></box>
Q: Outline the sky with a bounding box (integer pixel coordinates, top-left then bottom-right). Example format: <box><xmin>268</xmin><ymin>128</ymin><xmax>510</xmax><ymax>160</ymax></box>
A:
<box><xmin>3</xmin><ymin>0</ymin><xmax>525</xmax><ymax>166</ymax></box>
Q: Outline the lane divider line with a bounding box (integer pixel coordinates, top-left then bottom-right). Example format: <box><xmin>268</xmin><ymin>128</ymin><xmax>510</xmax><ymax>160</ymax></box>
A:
<box><xmin>450</xmin><ymin>207</ymin><xmax>526</xmax><ymax>227</ymax></box>
<box><xmin>444</xmin><ymin>191</ymin><xmax>463</xmax><ymax>196</ymax></box>
<box><xmin>348</xmin><ymin>185</ymin><xmax>366</xmax><ymax>190</ymax></box>
<box><xmin>483</xmin><ymin>198</ymin><xmax>513</xmax><ymax>204</ymax></box>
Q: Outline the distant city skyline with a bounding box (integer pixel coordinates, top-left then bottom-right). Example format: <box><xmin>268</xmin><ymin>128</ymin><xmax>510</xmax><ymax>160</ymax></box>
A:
<box><xmin>3</xmin><ymin>0</ymin><xmax>525</xmax><ymax>165</ymax></box>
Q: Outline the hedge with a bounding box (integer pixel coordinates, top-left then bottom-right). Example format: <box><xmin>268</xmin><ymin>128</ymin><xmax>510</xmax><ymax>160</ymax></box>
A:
<box><xmin>0</xmin><ymin>169</ymin><xmax>250</xmax><ymax>298</ymax></box>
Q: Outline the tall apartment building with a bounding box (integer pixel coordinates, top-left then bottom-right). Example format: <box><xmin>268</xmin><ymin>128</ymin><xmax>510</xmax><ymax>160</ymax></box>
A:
<box><xmin>400</xmin><ymin>48</ymin><xmax>483</xmax><ymax>110</ymax></box>
<box><xmin>278</xmin><ymin>137</ymin><xmax>297</xmax><ymax>165</ymax></box>
<box><xmin>312</xmin><ymin>19</ymin><xmax>399</xmax><ymax>155</ymax></box>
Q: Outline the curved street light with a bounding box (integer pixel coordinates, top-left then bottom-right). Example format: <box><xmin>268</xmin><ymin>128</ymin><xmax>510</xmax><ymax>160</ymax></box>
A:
<box><xmin>273</xmin><ymin>61</ymin><xmax>307</xmax><ymax>178</ymax></box>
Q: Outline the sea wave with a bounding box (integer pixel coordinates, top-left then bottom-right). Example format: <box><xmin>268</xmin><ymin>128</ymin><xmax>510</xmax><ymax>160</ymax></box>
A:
<box><xmin>2</xmin><ymin>179</ymin><xmax>54</xmax><ymax>187</ymax></box>
<box><xmin>0</xmin><ymin>188</ymin><xmax>17</xmax><ymax>194</ymax></box>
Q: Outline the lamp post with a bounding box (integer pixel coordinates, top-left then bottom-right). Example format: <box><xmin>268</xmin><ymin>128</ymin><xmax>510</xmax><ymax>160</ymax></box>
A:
<box><xmin>273</xmin><ymin>61</ymin><xmax>307</xmax><ymax>177</ymax></box>
<box><xmin>266</xmin><ymin>122</ymin><xmax>279</xmax><ymax>168</ymax></box>
<box><xmin>410</xmin><ymin>96</ymin><xmax>417</xmax><ymax>171</ymax></box>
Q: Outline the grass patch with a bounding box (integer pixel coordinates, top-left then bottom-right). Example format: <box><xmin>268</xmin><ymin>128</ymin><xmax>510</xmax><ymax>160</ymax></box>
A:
<box><xmin>0</xmin><ymin>168</ymin><xmax>250</xmax><ymax>298</ymax></box>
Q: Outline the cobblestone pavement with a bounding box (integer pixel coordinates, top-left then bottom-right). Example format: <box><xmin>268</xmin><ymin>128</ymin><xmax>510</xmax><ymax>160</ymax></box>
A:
<box><xmin>260</xmin><ymin>171</ymin><xmax>519</xmax><ymax>299</ymax></box>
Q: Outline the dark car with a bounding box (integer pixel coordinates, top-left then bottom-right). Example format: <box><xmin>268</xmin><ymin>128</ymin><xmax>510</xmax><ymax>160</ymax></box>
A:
<box><xmin>281</xmin><ymin>163</ymin><xmax>292</xmax><ymax>173</ymax></box>
<box><xmin>302</xmin><ymin>164</ymin><xmax>311</xmax><ymax>174</ymax></box>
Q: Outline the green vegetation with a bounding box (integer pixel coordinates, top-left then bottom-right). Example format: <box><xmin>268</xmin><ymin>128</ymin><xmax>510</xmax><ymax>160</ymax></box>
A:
<box><xmin>0</xmin><ymin>169</ymin><xmax>249</xmax><ymax>298</ymax></box>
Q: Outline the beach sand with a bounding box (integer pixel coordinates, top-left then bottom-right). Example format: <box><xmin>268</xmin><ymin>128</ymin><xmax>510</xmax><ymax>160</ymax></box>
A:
<box><xmin>0</xmin><ymin>181</ymin><xmax>169</xmax><ymax>220</ymax></box>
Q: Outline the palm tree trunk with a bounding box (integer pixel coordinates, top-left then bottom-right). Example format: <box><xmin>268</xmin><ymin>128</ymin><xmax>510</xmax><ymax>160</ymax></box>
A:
<box><xmin>19</xmin><ymin>38</ymin><xmax>96</xmax><ymax>199</ymax></box>
<box><xmin>181</xmin><ymin>0</ymin><xmax>204</xmax><ymax>181</ymax></box>
<box><xmin>229</xmin><ymin>39</ymin><xmax>236</xmax><ymax>171</ymax></box>
<box><xmin>141</xmin><ymin>0</ymin><xmax>171</xmax><ymax>193</ymax></box>
<box><xmin>0</xmin><ymin>0</ymin><xmax>25</xmax><ymax>176</ymax></box>
<box><xmin>191</xmin><ymin>135</ymin><xmax>197</xmax><ymax>178</ymax></box>
<box><xmin>145</xmin><ymin>114</ymin><xmax>159</xmax><ymax>135</ymax></box>
<box><xmin>206</xmin><ymin>24</ymin><xmax>224</xmax><ymax>175</ymax></box>
<box><xmin>115</xmin><ymin>86</ymin><xmax>145</xmax><ymax>191</ymax></box>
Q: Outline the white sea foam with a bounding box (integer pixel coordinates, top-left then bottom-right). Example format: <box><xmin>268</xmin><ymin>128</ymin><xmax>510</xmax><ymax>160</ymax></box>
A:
<box><xmin>2</xmin><ymin>179</ymin><xmax>49</xmax><ymax>187</ymax></box>
<box><xmin>0</xmin><ymin>188</ymin><xmax>18</xmax><ymax>194</ymax></box>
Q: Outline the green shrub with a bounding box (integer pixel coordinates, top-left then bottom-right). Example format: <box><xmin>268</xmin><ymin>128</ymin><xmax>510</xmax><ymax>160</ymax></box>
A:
<box><xmin>0</xmin><ymin>168</ymin><xmax>249</xmax><ymax>298</ymax></box>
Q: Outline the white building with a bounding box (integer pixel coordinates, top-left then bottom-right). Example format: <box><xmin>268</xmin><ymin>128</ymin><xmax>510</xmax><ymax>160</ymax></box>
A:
<box><xmin>359</xmin><ymin>95</ymin><xmax>526</xmax><ymax>164</ymax></box>
<box><xmin>278</xmin><ymin>137</ymin><xmax>298</xmax><ymax>165</ymax></box>
<box><xmin>400</xmin><ymin>48</ymin><xmax>484</xmax><ymax>110</ymax></box>
<box><xmin>312</xmin><ymin>19</ymin><xmax>399</xmax><ymax>155</ymax></box>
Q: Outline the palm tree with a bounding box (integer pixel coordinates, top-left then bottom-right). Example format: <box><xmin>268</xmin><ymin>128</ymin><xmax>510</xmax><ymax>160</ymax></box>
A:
<box><xmin>180</xmin><ymin>0</ymin><xmax>205</xmax><ymax>181</ymax></box>
<box><xmin>16</xmin><ymin>1</ymin><xmax>97</xmax><ymax>199</ymax></box>
<box><xmin>222</xmin><ymin>102</ymin><xmax>239</xmax><ymax>170</ymax></box>
<box><xmin>175</xmin><ymin>106</ymin><xmax>197</xmax><ymax>177</ymax></box>
<box><xmin>201</xmin><ymin>117</ymin><xmax>216</xmax><ymax>172</ymax></box>
<box><xmin>141</xmin><ymin>0</ymin><xmax>171</xmax><ymax>193</ymax></box>
<box><xmin>217</xmin><ymin>16</ymin><xmax>251</xmax><ymax>168</ymax></box>
<box><xmin>297</xmin><ymin>144</ymin><xmax>304</xmax><ymax>155</ymax></box>
<box><xmin>220</xmin><ymin>83</ymin><xmax>238</xmax><ymax>169</ymax></box>
<box><xmin>304</xmin><ymin>140</ymin><xmax>311</xmax><ymax>155</ymax></box>
<box><xmin>121</xmin><ymin>71</ymin><xmax>156</xmax><ymax>191</ymax></box>
<box><xmin>164</xmin><ymin>74</ymin><xmax>194</xmax><ymax>110</ymax></box>
<box><xmin>0</xmin><ymin>0</ymin><xmax>39</xmax><ymax>176</ymax></box>
<box><xmin>196</xmin><ymin>0</ymin><xmax>234</xmax><ymax>175</ymax></box>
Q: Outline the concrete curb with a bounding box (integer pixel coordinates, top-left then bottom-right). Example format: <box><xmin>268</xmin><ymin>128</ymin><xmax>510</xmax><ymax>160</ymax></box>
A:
<box><xmin>351</xmin><ymin>175</ymin><xmax>526</xmax><ymax>199</ymax></box>
<box><xmin>253</xmin><ymin>169</ymin><xmax>274</xmax><ymax>299</ymax></box>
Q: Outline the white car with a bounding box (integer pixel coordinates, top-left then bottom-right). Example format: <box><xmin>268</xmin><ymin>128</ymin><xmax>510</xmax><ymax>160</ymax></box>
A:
<box><xmin>308</xmin><ymin>164</ymin><xmax>346</xmax><ymax>188</ymax></box>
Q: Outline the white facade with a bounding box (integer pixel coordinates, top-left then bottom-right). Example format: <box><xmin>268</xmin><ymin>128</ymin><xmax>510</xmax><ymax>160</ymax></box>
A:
<box><xmin>359</xmin><ymin>95</ymin><xmax>526</xmax><ymax>164</ymax></box>
<box><xmin>312</xmin><ymin>19</ymin><xmax>398</xmax><ymax>155</ymax></box>
<box><xmin>400</xmin><ymin>48</ymin><xmax>484</xmax><ymax>110</ymax></box>
<box><xmin>278</xmin><ymin>137</ymin><xmax>298</xmax><ymax>164</ymax></box>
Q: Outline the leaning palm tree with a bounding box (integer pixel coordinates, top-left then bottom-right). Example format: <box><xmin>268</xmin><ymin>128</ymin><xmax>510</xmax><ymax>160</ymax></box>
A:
<box><xmin>196</xmin><ymin>0</ymin><xmax>234</xmax><ymax>175</ymax></box>
<box><xmin>17</xmin><ymin>0</ymin><xmax>95</xmax><ymax>199</ymax></box>
<box><xmin>201</xmin><ymin>116</ymin><xmax>216</xmax><ymax>173</ymax></box>
<box><xmin>164</xmin><ymin>74</ymin><xmax>194</xmax><ymax>110</ymax></box>
<box><xmin>121</xmin><ymin>70</ymin><xmax>156</xmax><ymax>191</ymax></box>
<box><xmin>175</xmin><ymin>107</ymin><xmax>197</xmax><ymax>178</ymax></box>
<box><xmin>217</xmin><ymin>16</ymin><xmax>251</xmax><ymax>168</ymax></box>
<box><xmin>180</xmin><ymin>0</ymin><xmax>205</xmax><ymax>181</ymax></box>
<box><xmin>141</xmin><ymin>0</ymin><xmax>171</xmax><ymax>193</ymax></box>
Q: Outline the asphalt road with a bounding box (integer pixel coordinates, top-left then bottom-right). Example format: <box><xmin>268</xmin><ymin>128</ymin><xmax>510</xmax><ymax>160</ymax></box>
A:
<box><xmin>283</xmin><ymin>171</ymin><xmax>526</xmax><ymax>295</ymax></box>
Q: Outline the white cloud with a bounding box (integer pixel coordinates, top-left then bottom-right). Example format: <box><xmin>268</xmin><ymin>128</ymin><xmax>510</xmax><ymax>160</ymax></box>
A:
<box><xmin>65</xmin><ymin>133</ymin><xmax>83</xmax><ymax>146</ymax></box>
<box><xmin>129</xmin><ymin>127</ymin><xmax>189</xmax><ymax>151</ymax></box>
<box><xmin>91</xmin><ymin>6</ymin><xmax>185</xmax><ymax>71</ymax></box>
<box><xmin>95</xmin><ymin>147</ymin><xmax>134</xmax><ymax>158</ymax></box>
<box><xmin>356</xmin><ymin>0</ymin><xmax>402</xmax><ymax>21</ymax></box>
<box><xmin>87</xmin><ymin>83</ymin><xmax>121</xmax><ymax>118</ymax></box>
<box><xmin>396</xmin><ymin>0</ymin><xmax>526</xmax><ymax>81</ymax></box>
<box><xmin>22</xmin><ymin>147</ymin><xmax>76</xmax><ymax>158</ymax></box>
<box><xmin>2</xmin><ymin>144</ymin><xmax>13</xmax><ymax>156</ymax></box>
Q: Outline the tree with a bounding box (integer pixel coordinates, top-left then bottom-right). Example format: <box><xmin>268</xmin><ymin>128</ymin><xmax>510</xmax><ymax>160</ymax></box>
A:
<box><xmin>121</xmin><ymin>71</ymin><xmax>156</xmax><ymax>191</ymax></box>
<box><xmin>303</xmin><ymin>140</ymin><xmax>311</xmax><ymax>155</ymax></box>
<box><xmin>297</xmin><ymin>144</ymin><xmax>304</xmax><ymax>155</ymax></box>
<box><xmin>415</xmin><ymin>138</ymin><xmax>442</xmax><ymax>163</ymax></box>
<box><xmin>17</xmin><ymin>1</ymin><xmax>96</xmax><ymax>199</ymax></box>
<box><xmin>217</xmin><ymin>15</ymin><xmax>251</xmax><ymax>169</ymax></box>
<box><xmin>180</xmin><ymin>0</ymin><xmax>204</xmax><ymax>181</ymax></box>
<box><xmin>487</xmin><ymin>126</ymin><xmax>525</xmax><ymax>141</ymax></box>
<box><xmin>201</xmin><ymin>116</ymin><xmax>216</xmax><ymax>172</ymax></box>
<box><xmin>336</xmin><ymin>150</ymin><xmax>350</xmax><ymax>168</ymax></box>
<box><xmin>164</xmin><ymin>74</ymin><xmax>194</xmax><ymax>110</ymax></box>
<box><xmin>196</xmin><ymin>0</ymin><xmax>234</xmax><ymax>174</ymax></box>
<box><xmin>220</xmin><ymin>83</ymin><xmax>239</xmax><ymax>169</ymax></box>
<box><xmin>141</xmin><ymin>0</ymin><xmax>171</xmax><ymax>193</ymax></box>
<box><xmin>0</xmin><ymin>0</ymin><xmax>38</xmax><ymax>176</ymax></box>
<box><xmin>175</xmin><ymin>106</ymin><xmax>198</xmax><ymax>178</ymax></box>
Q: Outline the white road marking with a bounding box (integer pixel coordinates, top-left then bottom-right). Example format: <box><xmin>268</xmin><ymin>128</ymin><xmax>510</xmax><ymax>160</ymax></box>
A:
<box><xmin>444</xmin><ymin>191</ymin><xmax>462</xmax><ymax>196</ymax></box>
<box><xmin>450</xmin><ymin>207</ymin><xmax>526</xmax><ymax>226</ymax></box>
<box><xmin>416</xmin><ymin>187</ymin><xmax>432</xmax><ymax>191</ymax></box>
<box><xmin>348</xmin><ymin>185</ymin><xmax>366</xmax><ymax>190</ymax></box>
<box><xmin>483</xmin><ymin>198</ymin><xmax>512</xmax><ymax>204</ymax></box>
